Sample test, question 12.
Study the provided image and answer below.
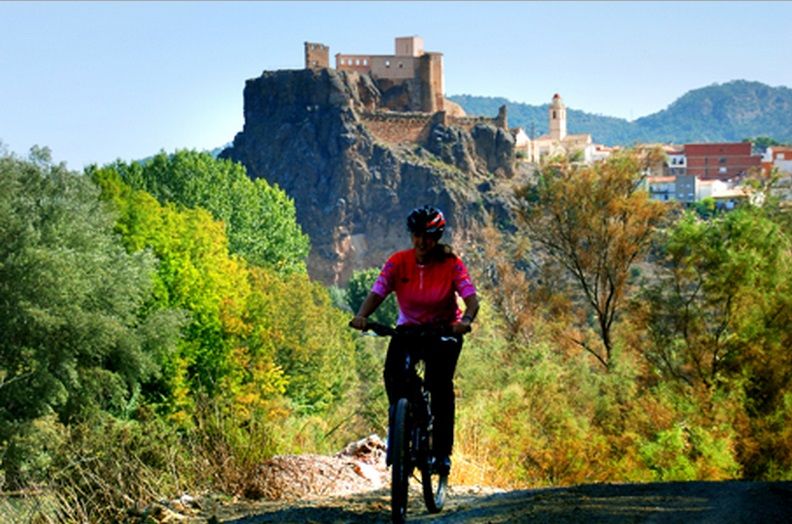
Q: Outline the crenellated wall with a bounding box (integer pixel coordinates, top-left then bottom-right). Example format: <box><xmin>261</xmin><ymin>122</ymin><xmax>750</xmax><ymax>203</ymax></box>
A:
<box><xmin>451</xmin><ymin>115</ymin><xmax>501</xmax><ymax>132</ymax></box>
<box><xmin>360</xmin><ymin>110</ymin><xmax>500</xmax><ymax>145</ymax></box>
<box><xmin>360</xmin><ymin>111</ymin><xmax>434</xmax><ymax>144</ymax></box>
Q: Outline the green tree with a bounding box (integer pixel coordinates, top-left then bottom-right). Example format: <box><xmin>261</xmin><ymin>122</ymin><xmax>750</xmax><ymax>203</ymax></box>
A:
<box><xmin>246</xmin><ymin>268</ymin><xmax>357</xmax><ymax>415</ymax></box>
<box><xmin>93</xmin><ymin>169</ymin><xmax>358</xmax><ymax>420</ymax></box>
<box><xmin>346</xmin><ymin>267</ymin><xmax>399</xmax><ymax>326</ymax></box>
<box><xmin>87</xmin><ymin>150</ymin><xmax>310</xmax><ymax>273</ymax></box>
<box><xmin>517</xmin><ymin>149</ymin><xmax>670</xmax><ymax>369</ymax></box>
<box><xmin>694</xmin><ymin>197</ymin><xmax>717</xmax><ymax>218</ymax></box>
<box><xmin>0</xmin><ymin>148</ymin><xmax>182</xmax><ymax>486</ymax></box>
<box><xmin>638</xmin><ymin>205</ymin><xmax>792</xmax><ymax>478</ymax></box>
<box><xmin>640</xmin><ymin>208</ymin><xmax>791</xmax><ymax>391</ymax></box>
<box><xmin>743</xmin><ymin>136</ymin><xmax>782</xmax><ymax>154</ymax></box>
<box><xmin>91</xmin><ymin>169</ymin><xmax>253</xmax><ymax>417</ymax></box>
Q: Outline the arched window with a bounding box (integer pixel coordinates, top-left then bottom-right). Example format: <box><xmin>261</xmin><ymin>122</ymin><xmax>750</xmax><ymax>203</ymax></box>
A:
<box><xmin>553</xmin><ymin>110</ymin><xmax>557</xmax><ymax>119</ymax></box>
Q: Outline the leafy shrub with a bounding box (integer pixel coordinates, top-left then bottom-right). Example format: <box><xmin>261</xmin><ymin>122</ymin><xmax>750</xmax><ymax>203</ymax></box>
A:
<box><xmin>0</xmin><ymin>149</ymin><xmax>182</xmax><ymax>489</ymax></box>
<box><xmin>88</xmin><ymin>150</ymin><xmax>309</xmax><ymax>273</ymax></box>
<box><xmin>345</xmin><ymin>267</ymin><xmax>399</xmax><ymax>326</ymax></box>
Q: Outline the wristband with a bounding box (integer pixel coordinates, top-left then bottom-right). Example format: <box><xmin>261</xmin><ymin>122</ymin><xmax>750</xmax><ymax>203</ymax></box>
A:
<box><xmin>462</xmin><ymin>314</ymin><xmax>474</xmax><ymax>323</ymax></box>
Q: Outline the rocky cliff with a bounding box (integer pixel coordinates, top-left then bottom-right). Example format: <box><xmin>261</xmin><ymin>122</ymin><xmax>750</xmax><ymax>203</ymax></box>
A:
<box><xmin>221</xmin><ymin>68</ymin><xmax>516</xmax><ymax>285</ymax></box>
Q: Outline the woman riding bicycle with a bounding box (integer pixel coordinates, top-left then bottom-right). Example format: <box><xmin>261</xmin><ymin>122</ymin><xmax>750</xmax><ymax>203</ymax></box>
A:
<box><xmin>349</xmin><ymin>205</ymin><xmax>480</xmax><ymax>476</ymax></box>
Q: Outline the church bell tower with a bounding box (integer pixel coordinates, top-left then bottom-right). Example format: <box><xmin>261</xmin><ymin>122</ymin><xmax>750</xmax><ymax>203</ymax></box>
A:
<box><xmin>549</xmin><ymin>93</ymin><xmax>567</xmax><ymax>140</ymax></box>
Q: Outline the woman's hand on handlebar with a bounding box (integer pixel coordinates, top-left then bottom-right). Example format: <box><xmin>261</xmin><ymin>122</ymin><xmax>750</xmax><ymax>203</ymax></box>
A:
<box><xmin>451</xmin><ymin>319</ymin><xmax>472</xmax><ymax>335</ymax></box>
<box><xmin>349</xmin><ymin>315</ymin><xmax>368</xmax><ymax>331</ymax></box>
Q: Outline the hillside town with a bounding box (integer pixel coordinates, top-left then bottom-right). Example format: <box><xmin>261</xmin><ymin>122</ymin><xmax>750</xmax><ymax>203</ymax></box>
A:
<box><xmin>306</xmin><ymin>36</ymin><xmax>791</xmax><ymax>208</ymax></box>
<box><xmin>512</xmin><ymin>92</ymin><xmax>792</xmax><ymax>208</ymax></box>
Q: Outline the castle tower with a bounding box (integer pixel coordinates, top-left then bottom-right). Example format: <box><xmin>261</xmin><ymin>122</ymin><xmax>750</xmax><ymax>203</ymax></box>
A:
<box><xmin>419</xmin><ymin>52</ymin><xmax>444</xmax><ymax>112</ymax></box>
<box><xmin>497</xmin><ymin>105</ymin><xmax>508</xmax><ymax>130</ymax></box>
<box><xmin>304</xmin><ymin>42</ymin><xmax>329</xmax><ymax>70</ymax></box>
<box><xmin>549</xmin><ymin>93</ymin><xmax>567</xmax><ymax>140</ymax></box>
<box><xmin>395</xmin><ymin>36</ymin><xmax>424</xmax><ymax>57</ymax></box>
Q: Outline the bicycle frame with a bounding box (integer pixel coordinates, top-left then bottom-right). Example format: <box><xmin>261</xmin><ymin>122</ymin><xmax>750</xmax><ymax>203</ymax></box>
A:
<box><xmin>399</xmin><ymin>348</ymin><xmax>433</xmax><ymax>474</ymax></box>
<box><xmin>359</xmin><ymin>322</ymin><xmax>451</xmax><ymax>521</ymax></box>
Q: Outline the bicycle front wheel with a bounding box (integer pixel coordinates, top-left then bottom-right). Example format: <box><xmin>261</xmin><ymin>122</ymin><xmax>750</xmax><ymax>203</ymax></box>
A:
<box><xmin>421</xmin><ymin>462</ymin><xmax>448</xmax><ymax>513</ymax></box>
<box><xmin>390</xmin><ymin>398</ymin><xmax>410</xmax><ymax>523</ymax></box>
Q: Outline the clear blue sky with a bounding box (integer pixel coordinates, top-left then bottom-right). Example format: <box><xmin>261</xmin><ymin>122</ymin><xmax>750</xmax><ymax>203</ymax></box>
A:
<box><xmin>2</xmin><ymin>1</ymin><xmax>790</xmax><ymax>170</ymax></box>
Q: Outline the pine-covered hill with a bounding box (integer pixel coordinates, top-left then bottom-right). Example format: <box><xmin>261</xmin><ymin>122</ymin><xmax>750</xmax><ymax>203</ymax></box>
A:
<box><xmin>449</xmin><ymin>94</ymin><xmax>636</xmax><ymax>145</ymax></box>
<box><xmin>633</xmin><ymin>80</ymin><xmax>792</xmax><ymax>144</ymax></box>
<box><xmin>449</xmin><ymin>80</ymin><xmax>792</xmax><ymax>146</ymax></box>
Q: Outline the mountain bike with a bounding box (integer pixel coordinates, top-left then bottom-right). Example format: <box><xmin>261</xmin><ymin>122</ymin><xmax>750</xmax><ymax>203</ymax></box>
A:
<box><xmin>363</xmin><ymin>322</ymin><xmax>452</xmax><ymax>523</ymax></box>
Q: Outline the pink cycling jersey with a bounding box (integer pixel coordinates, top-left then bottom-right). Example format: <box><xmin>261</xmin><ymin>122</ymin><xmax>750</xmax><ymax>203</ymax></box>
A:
<box><xmin>371</xmin><ymin>249</ymin><xmax>477</xmax><ymax>326</ymax></box>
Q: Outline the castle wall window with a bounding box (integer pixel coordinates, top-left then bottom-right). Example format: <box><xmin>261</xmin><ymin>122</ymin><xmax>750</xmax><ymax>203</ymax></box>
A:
<box><xmin>553</xmin><ymin>111</ymin><xmax>557</xmax><ymax>119</ymax></box>
<box><xmin>385</xmin><ymin>60</ymin><xmax>390</xmax><ymax>67</ymax></box>
<box><xmin>363</xmin><ymin>59</ymin><xmax>368</xmax><ymax>65</ymax></box>
<box><xmin>398</xmin><ymin>62</ymin><xmax>403</xmax><ymax>68</ymax></box>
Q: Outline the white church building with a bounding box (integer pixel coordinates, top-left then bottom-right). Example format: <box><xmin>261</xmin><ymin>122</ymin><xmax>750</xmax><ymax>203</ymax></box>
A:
<box><xmin>514</xmin><ymin>93</ymin><xmax>606</xmax><ymax>164</ymax></box>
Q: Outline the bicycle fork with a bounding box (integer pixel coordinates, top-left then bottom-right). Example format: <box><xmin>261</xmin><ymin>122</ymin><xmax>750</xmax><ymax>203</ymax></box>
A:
<box><xmin>413</xmin><ymin>389</ymin><xmax>435</xmax><ymax>471</ymax></box>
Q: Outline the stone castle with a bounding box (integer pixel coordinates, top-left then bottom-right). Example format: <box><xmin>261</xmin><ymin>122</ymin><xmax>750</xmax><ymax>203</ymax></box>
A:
<box><xmin>221</xmin><ymin>37</ymin><xmax>518</xmax><ymax>283</ymax></box>
<box><xmin>304</xmin><ymin>37</ymin><xmax>508</xmax><ymax>151</ymax></box>
<box><xmin>305</xmin><ymin>36</ymin><xmax>445</xmax><ymax>113</ymax></box>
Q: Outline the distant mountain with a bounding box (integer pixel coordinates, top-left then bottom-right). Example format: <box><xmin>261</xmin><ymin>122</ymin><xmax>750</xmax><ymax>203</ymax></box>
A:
<box><xmin>449</xmin><ymin>80</ymin><xmax>792</xmax><ymax>146</ymax></box>
<box><xmin>633</xmin><ymin>81</ymin><xmax>792</xmax><ymax>144</ymax></box>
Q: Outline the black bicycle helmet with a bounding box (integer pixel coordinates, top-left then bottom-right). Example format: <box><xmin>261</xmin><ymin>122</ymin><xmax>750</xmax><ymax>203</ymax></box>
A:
<box><xmin>407</xmin><ymin>206</ymin><xmax>446</xmax><ymax>237</ymax></box>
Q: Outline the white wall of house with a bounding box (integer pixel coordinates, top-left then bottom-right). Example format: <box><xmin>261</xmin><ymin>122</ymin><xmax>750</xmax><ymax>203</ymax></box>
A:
<box><xmin>775</xmin><ymin>159</ymin><xmax>792</xmax><ymax>174</ymax></box>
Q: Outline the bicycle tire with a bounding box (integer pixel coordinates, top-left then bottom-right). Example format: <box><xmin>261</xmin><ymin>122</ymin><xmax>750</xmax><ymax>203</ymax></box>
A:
<box><xmin>422</xmin><ymin>463</ymin><xmax>448</xmax><ymax>513</ymax></box>
<box><xmin>390</xmin><ymin>398</ymin><xmax>410</xmax><ymax>523</ymax></box>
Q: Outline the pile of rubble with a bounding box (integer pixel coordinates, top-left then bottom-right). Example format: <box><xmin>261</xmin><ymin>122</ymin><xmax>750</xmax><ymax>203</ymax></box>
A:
<box><xmin>244</xmin><ymin>434</ymin><xmax>388</xmax><ymax>501</ymax></box>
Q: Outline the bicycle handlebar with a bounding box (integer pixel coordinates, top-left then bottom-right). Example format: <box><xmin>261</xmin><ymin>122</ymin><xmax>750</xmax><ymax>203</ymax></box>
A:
<box><xmin>353</xmin><ymin>321</ymin><xmax>458</xmax><ymax>338</ymax></box>
<box><xmin>363</xmin><ymin>321</ymin><xmax>398</xmax><ymax>337</ymax></box>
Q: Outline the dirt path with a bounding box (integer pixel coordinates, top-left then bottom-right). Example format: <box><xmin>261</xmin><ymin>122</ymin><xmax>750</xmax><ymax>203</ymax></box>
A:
<box><xmin>154</xmin><ymin>438</ymin><xmax>790</xmax><ymax>523</ymax></box>
<box><xmin>198</xmin><ymin>480</ymin><xmax>792</xmax><ymax>523</ymax></box>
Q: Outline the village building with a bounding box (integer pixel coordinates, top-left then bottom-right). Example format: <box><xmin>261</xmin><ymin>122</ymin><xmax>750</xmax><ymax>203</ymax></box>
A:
<box><xmin>666</xmin><ymin>146</ymin><xmax>687</xmax><ymax>176</ymax></box>
<box><xmin>645</xmin><ymin>172</ymin><xmax>754</xmax><ymax>208</ymax></box>
<box><xmin>591</xmin><ymin>144</ymin><xmax>618</xmax><ymax>163</ymax></box>
<box><xmin>511</xmin><ymin>127</ymin><xmax>532</xmax><ymax>157</ymax></box>
<box><xmin>510</xmin><ymin>94</ymin><xmax>610</xmax><ymax>165</ymax></box>
<box><xmin>674</xmin><ymin>174</ymin><xmax>697</xmax><ymax>204</ymax></box>
<box><xmin>646</xmin><ymin>176</ymin><xmax>677</xmax><ymax>201</ymax></box>
<box><xmin>762</xmin><ymin>146</ymin><xmax>792</xmax><ymax>175</ymax></box>
<box><xmin>642</xmin><ymin>142</ymin><xmax>763</xmax><ymax>206</ymax></box>
<box><xmin>523</xmin><ymin>94</ymin><xmax>598</xmax><ymax>163</ymax></box>
<box><xmin>685</xmin><ymin>142</ymin><xmax>761</xmax><ymax>181</ymax></box>
<box><xmin>762</xmin><ymin>146</ymin><xmax>792</xmax><ymax>203</ymax></box>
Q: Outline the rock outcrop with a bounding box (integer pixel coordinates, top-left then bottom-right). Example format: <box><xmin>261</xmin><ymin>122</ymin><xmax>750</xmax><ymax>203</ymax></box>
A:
<box><xmin>221</xmin><ymin>68</ymin><xmax>516</xmax><ymax>285</ymax></box>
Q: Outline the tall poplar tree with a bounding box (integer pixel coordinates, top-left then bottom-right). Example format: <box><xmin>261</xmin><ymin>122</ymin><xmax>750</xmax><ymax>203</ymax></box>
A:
<box><xmin>518</xmin><ymin>149</ymin><xmax>670</xmax><ymax>369</ymax></box>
